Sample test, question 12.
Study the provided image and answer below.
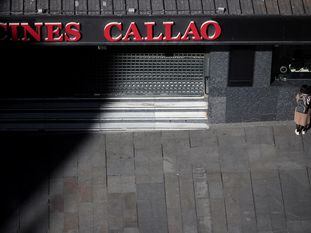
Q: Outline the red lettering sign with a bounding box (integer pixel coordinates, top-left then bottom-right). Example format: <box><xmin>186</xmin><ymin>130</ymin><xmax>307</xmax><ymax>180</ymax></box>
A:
<box><xmin>201</xmin><ymin>20</ymin><xmax>222</xmax><ymax>40</ymax></box>
<box><xmin>144</xmin><ymin>22</ymin><xmax>163</xmax><ymax>41</ymax></box>
<box><xmin>122</xmin><ymin>22</ymin><xmax>143</xmax><ymax>41</ymax></box>
<box><xmin>181</xmin><ymin>21</ymin><xmax>201</xmax><ymax>41</ymax></box>
<box><xmin>0</xmin><ymin>22</ymin><xmax>82</xmax><ymax>42</ymax></box>
<box><xmin>45</xmin><ymin>22</ymin><xmax>64</xmax><ymax>42</ymax></box>
<box><xmin>21</xmin><ymin>23</ymin><xmax>43</xmax><ymax>41</ymax></box>
<box><xmin>0</xmin><ymin>20</ymin><xmax>221</xmax><ymax>43</ymax></box>
<box><xmin>0</xmin><ymin>23</ymin><xmax>8</xmax><ymax>40</ymax></box>
<box><xmin>103</xmin><ymin>22</ymin><xmax>122</xmax><ymax>42</ymax></box>
<box><xmin>163</xmin><ymin>22</ymin><xmax>182</xmax><ymax>41</ymax></box>
<box><xmin>65</xmin><ymin>22</ymin><xmax>81</xmax><ymax>42</ymax></box>
<box><xmin>8</xmin><ymin>23</ymin><xmax>19</xmax><ymax>41</ymax></box>
<box><xmin>103</xmin><ymin>20</ymin><xmax>222</xmax><ymax>42</ymax></box>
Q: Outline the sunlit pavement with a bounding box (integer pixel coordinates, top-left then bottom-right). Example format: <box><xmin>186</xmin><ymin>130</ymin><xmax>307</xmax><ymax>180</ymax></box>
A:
<box><xmin>1</xmin><ymin>123</ymin><xmax>311</xmax><ymax>233</ymax></box>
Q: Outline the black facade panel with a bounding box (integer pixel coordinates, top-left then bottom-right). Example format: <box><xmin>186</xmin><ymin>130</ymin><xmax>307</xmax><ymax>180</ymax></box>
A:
<box><xmin>2</xmin><ymin>16</ymin><xmax>311</xmax><ymax>45</ymax></box>
<box><xmin>228</xmin><ymin>48</ymin><xmax>255</xmax><ymax>87</ymax></box>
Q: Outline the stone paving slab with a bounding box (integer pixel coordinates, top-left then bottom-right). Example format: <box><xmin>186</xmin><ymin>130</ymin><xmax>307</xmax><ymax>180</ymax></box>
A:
<box><xmin>251</xmin><ymin>169</ymin><xmax>287</xmax><ymax>233</ymax></box>
<box><xmin>1</xmin><ymin>123</ymin><xmax>311</xmax><ymax>233</ymax></box>
<box><xmin>179</xmin><ymin>173</ymin><xmax>198</xmax><ymax>233</ymax></box>
<box><xmin>165</xmin><ymin>173</ymin><xmax>183</xmax><ymax>233</ymax></box>
<box><xmin>280</xmin><ymin>169</ymin><xmax>311</xmax><ymax>221</ymax></box>
<box><xmin>137</xmin><ymin>183</ymin><xmax>168</xmax><ymax>233</ymax></box>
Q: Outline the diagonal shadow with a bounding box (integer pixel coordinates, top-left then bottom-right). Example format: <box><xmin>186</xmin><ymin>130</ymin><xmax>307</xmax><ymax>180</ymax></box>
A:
<box><xmin>0</xmin><ymin>44</ymin><xmax>208</xmax><ymax>232</ymax></box>
<box><xmin>0</xmin><ymin>45</ymin><xmax>110</xmax><ymax>232</ymax></box>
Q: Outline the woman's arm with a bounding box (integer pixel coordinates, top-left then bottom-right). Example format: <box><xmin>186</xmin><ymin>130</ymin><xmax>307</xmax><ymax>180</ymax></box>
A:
<box><xmin>295</xmin><ymin>93</ymin><xmax>299</xmax><ymax>103</ymax></box>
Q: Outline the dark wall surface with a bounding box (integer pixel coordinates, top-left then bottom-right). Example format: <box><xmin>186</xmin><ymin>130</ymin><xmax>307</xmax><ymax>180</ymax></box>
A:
<box><xmin>208</xmin><ymin>49</ymin><xmax>311</xmax><ymax>124</ymax></box>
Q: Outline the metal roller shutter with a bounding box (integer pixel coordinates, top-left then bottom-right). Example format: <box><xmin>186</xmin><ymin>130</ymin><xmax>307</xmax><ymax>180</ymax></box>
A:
<box><xmin>87</xmin><ymin>53</ymin><xmax>205</xmax><ymax>97</ymax></box>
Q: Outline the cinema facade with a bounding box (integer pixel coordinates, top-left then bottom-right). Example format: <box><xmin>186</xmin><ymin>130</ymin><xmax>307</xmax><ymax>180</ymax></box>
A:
<box><xmin>1</xmin><ymin>0</ymin><xmax>311</xmax><ymax>130</ymax></box>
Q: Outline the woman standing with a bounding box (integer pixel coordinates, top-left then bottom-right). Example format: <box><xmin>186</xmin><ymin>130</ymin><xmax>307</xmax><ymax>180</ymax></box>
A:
<box><xmin>294</xmin><ymin>85</ymin><xmax>311</xmax><ymax>135</ymax></box>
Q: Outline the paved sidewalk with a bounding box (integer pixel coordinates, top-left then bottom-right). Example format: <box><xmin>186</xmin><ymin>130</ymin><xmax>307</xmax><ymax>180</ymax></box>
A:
<box><xmin>1</xmin><ymin>123</ymin><xmax>311</xmax><ymax>233</ymax></box>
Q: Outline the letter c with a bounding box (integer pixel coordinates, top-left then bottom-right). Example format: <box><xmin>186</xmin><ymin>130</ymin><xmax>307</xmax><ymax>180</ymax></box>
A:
<box><xmin>104</xmin><ymin>22</ymin><xmax>122</xmax><ymax>42</ymax></box>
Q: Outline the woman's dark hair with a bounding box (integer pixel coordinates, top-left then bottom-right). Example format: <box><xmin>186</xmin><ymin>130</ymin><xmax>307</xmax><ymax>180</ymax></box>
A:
<box><xmin>300</xmin><ymin>85</ymin><xmax>309</xmax><ymax>94</ymax></box>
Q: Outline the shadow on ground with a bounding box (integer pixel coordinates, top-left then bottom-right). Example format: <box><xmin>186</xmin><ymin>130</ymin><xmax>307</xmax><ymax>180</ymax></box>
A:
<box><xmin>0</xmin><ymin>46</ymin><xmax>106</xmax><ymax>232</ymax></box>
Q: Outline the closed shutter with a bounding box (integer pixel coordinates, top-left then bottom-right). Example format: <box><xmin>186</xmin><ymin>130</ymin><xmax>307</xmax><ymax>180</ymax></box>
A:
<box><xmin>84</xmin><ymin>53</ymin><xmax>205</xmax><ymax>97</ymax></box>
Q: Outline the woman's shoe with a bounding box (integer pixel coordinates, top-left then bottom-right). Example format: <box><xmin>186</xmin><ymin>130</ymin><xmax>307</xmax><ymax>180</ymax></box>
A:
<box><xmin>302</xmin><ymin>130</ymin><xmax>306</xmax><ymax>135</ymax></box>
<box><xmin>295</xmin><ymin>129</ymin><xmax>301</xmax><ymax>135</ymax></box>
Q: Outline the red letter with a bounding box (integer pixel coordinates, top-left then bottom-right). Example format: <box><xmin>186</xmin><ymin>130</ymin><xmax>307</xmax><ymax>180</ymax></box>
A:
<box><xmin>45</xmin><ymin>22</ymin><xmax>64</xmax><ymax>42</ymax></box>
<box><xmin>163</xmin><ymin>22</ymin><xmax>181</xmax><ymax>41</ymax></box>
<box><xmin>122</xmin><ymin>22</ymin><xmax>143</xmax><ymax>41</ymax></box>
<box><xmin>65</xmin><ymin>22</ymin><xmax>81</xmax><ymax>42</ymax></box>
<box><xmin>144</xmin><ymin>22</ymin><xmax>163</xmax><ymax>41</ymax></box>
<box><xmin>8</xmin><ymin>23</ymin><xmax>20</xmax><ymax>41</ymax></box>
<box><xmin>21</xmin><ymin>23</ymin><xmax>43</xmax><ymax>41</ymax></box>
<box><xmin>0</xmin><ymin>23</ymin><xmax>8</xmax><ymax>40</ymax></box>
<box><xmin>104</xmin><ymin>22</ymin><xmax>122</xmax><ymax>42</ymax></box>
<box><xmin>181</xmin><ymin>21</ymin><xmax>201</xmax><ymax>41</ymax></box>
<box><xmin>200</xmin><ymin>20</ymin><xmax>221</xmax><ymax>40</ymax></box>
